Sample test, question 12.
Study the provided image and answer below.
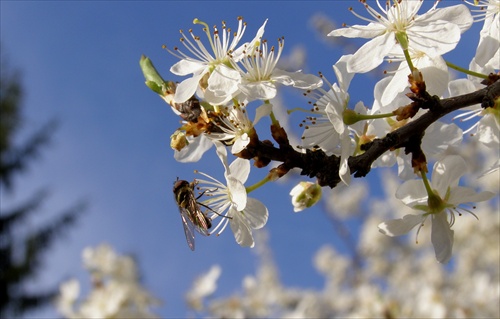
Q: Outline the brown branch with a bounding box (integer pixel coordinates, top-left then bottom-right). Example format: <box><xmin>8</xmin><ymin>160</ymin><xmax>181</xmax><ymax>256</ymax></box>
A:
<box><xmin>243</xmin><ymin>80</ymin><xmax>500</xmax><ymax>188</ymax></box>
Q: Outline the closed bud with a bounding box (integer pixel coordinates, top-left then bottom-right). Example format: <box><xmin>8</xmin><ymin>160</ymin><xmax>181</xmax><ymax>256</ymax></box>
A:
<box><xmin>289</xmin><ymin>181</ymin><xmax>322</xmax><ymax>212</ymax></box>
<box><xmin>139</xmin><ymin>55</ymin><xmax>176</xmax><ymax>99</ymax></box>
<box><xmin>170</xmin><ymin>130</ymin><xmax>188</xmax><ymax>151</ymax></box>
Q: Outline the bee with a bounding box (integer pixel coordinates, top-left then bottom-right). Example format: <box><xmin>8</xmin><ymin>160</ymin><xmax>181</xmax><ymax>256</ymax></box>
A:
<box><xmin>173</xmin><ymin>178</ymin><xmax>211</xmax><ymax>251</ymax></box>
<box><xmin>174</xmin><ymin>95</ymin><xmax>202</xmax><ymax>123</ymax></box>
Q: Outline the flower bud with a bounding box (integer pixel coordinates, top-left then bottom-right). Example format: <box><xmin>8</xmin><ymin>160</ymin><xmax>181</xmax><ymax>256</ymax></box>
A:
<box><xmin>139</xmin><ymin>55</ymin><xmax>176</xmax><ymax>98</ymax></box>
<box><xmin>170</xmin><ymin>130</ymin><xmax>188</xmax><ymax>151</ymax></box>
<box><xmin>289</xmin><ymin>181</ymin><xmax>322</xmax><ymax>212</ymax></box>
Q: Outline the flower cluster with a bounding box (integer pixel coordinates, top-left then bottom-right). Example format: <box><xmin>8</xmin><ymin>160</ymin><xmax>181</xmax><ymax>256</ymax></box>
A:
<box><xmin>140</xmin><ymin>0</ymin><xmax>499</xmax><ymax>262</ymax></box>
<box><xmin>187</xmin><ymin>149</ymin><xmax>499</xmax><ymax>317</ymax></box>
<box><xmin>56</xmin><ymin>244</ymin><xmax>160</xmax><ymax>319</ymax></box>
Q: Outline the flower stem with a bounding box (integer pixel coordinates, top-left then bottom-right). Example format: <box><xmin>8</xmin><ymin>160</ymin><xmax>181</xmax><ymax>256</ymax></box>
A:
<box><xmin>357</xmin><ymin>112</ymin><xmax>394</xmax><ymax>121</ymax></box>
<box><xmin>343</xmin><ymin>109</ymin><xmax>394</xmax><ymax>125</ymax></box>
<box><xmin>420</xmin><ymin>167</ymin><xmax>444</xmax><ymax>213</ymax></box>
<box><xmin>421</xmin><ymin>169</ymin><xmax>433</xmax><ymax>195</ymax></box>
<box><xmin>395</xmin><ymin>31</ymin><xmax>414</xmax><ymax>71</ymax></box>
<box><xmin>263</xmin><ymin>100</ymin><xmax>280</xmax><ymax>126</ymax></box>
<box><xmin>446</xmin><ymin>61</ymin><xmax>488</xmax><ymax>79</ymax></box>
<box><xmin>403</xmin><ymin>48</ymin><xmax>415</xmax><ymax>71</ymax></box>
<box><xmin>245</xmin><ymin>176</ymin><xmax>271</xmax><ymax>193</ymax></box>
<box><xmin>270</xmin><ymin>110</ymin><xmax>278</xmax><ymax>124</ymax></box>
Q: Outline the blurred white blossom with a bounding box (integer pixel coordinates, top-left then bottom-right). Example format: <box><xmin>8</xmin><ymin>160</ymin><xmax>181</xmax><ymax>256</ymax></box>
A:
<box><xmin>186</xmin><ymin>265</ymin><xmax>221</xmax><ymax>311</ymax></box>
<box><xmin>56</xmin><ymin>244</ymin><xmax>160</xmax><ymax>319</ymax></box>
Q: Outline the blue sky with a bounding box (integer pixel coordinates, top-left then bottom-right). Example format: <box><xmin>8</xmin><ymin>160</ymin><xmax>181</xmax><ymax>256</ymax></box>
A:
<box><xmin>1</xmin><ymin>1</ymin><xmax>483</xmax><ymax>318</ymax></box>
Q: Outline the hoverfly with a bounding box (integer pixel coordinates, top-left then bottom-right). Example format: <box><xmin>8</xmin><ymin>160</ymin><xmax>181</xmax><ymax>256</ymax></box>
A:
<box><xmin>173</xmin><ymin>178</ymin><xmax>211</xmax><ymax>251</ymax></box>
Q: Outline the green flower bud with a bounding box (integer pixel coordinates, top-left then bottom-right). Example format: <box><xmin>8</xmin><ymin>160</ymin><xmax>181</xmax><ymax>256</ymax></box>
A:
<box><xmin>139</xmin><ymin>55</ymin><xmax>175</xmax><ymax>95</ymax></box>
<box><xmin>290</xmin><ymin>181</ymin><xmax>322</xmax><ymax>212</ymax></box>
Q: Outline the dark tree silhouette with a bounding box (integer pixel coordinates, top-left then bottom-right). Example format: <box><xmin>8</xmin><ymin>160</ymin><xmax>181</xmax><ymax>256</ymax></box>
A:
<box><xmin>0</xmin><ymin>52</ymin><xmax>86</xmax><ymax>317</ymax></box>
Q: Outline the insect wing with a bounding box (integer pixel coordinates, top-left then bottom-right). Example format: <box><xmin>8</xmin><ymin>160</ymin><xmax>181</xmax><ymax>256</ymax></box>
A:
<box><xmin>178</xmin><ymin>206</ymin><xmax>196</xmax><ymax>251</ymax></box>
<box><xmin>183</xmin><ymin>183</ymin><xmax>211</xmax><ymax>236</ymax></box>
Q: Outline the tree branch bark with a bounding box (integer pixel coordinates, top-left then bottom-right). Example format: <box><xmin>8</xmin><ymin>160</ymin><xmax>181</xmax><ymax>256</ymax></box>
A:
<box><xmin>244</xmin><ymin>80</ymin><xmax>500</xmax><ymax>188</ymax></box>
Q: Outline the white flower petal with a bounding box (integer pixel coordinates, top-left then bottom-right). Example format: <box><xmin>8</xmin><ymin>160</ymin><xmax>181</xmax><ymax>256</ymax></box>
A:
<box><xmin>229</xmin><ymin>158</ymin><xmax>250</xmax><ymax>183</ymax></box>
<box><xmin>232</xmin><ymin>19</ymin><xmax>268</xmax><ymax>61</ymax></box>
<box><xmin>448</xmin><ymin>78</ymin><xmax>477</xmax><ymax>97</ymax></box>
<box><xmin>417</xmin><ymin>4</ymin><xmax>473</xmax><ymax>33</ymax></box>
<box><xmin>325</xmin><ymin>101</ymin><xmax>345</xmax><ymax>135</ymax></box>
<box><xmin>416</xmin><ymin>55</ymin><xmax>449</xmax><ymax>97</ymax></box>
<box><xmin>396</xmin><ymin>180</ymin><xmax>427</xmax><ymax>207</ymax></box>
<box><xmin>214</xmin><ymin>141</ymin><xmax>229</xmax><ymax>171</ymax></box>
<box><xmin>431</xmin><ymin>212</ymin><xmax>454</xmax><ymax>263</ymax></box>
<box><xmin>422</xmin><ymin>122</ymin><xmax>463</xmax><ymax>156</ymax></box>
<box><xmin>272</xmin><ymin>68</ymin><xmax>323</xmax><ymax>90</ymax></box>
<box><xmin>187</xmin><ymin>265</ymin><xmax>221</xmax><ymax>301</ymax></box>
<box><xmin>328</xmin><ymin>22</ymin><xmax>386</xmax><ymax>39</ymax></box>
<box><xmin>339</xmin><ymin>132</ymin><xmax>352</xmax><ymax>186</ymax></box>
<box><xmin>174</xmin><ymin>73</ymin><xmax>206</xmax><ymax>104</ymax></box>
<box><xmin>333</xmin><ymin>54</ymin><xmax>355</xmax><ymax>92</ymax></box>
<box><xmin>231</xmin><ymin>134</ymin><xmax>250</xmax><ymax>154</ymax></box>
<box><xmin>239</xmin><ymin>81</ymin><xmax>277</xmax><ymax>101</ymax></box>
<box><xmin>229</xmin><ymin>209</ymin><xmax>255</xmax><ymax>247</ymax></box>
<box><xmin>170</xmin><ymin>59</ymin><xmax>206</xmax><ymax>76</ymax></box>
<box><xmin>432</xmin><ymin>155</ymin><xmax>467</xmax><ymax>195</ymax></box>
<box><xmin>477</xmin><ymin>114</ymin><xmax>500</xmax><ymax>148</ymax></box>
<box><xmin>448</xmin><ymin>187</ymin><xmax>495</xmax><ymax>205</ymax></box>
<box><xmin>301</xmin><ymin>124</ymin><xmax>341</xmax><ymax>153</ymax></box>
<box><xmin>226</xmin><ymin>176</ymin><xmax>247</xmax><ymax>211</ymax></box>
<box><xmin>253</xmin><ymin>103</ymin><xmax>272</xmax><ymax>125</ymax></box>
<box><xmin>408</xmin><ymin>21</ymin><xmax>461</xmax><ymax>56</ymax></box>
<box><xmin>243</xmin><ymin>198</ymin><xmax>269</xmax><ymax>229</ymax></box>
<box><xmin>174</xmin><ymin>135</ymin><xmax>213</xmax><ymax>163</ymax></box>
<box><xmin>378</xmin><ymin>214</ymin><xmax>426</xmax><ymax>237</ymax></box>
<box><xmin>382</xmin><ymin>54</ymin><xmax>449</xmax><ymax>106</ymax></box>
<box><xmin>347</xmin><ymin>33</ymin><xmax>396</xmax><ymax>73</ymax></box>
<box><xmin>60</xmin><ymin>279</ymin><xmax>80</xmax><ymax>303</ymax></box>
<box><xmin>381</xmin><ymin>66</ymin><xmax>409</xmax><ymax>106</ymax></box>
<box><xmin>476</xmin><ymin>33</ymin><xmax>500</xmax><ymax>68</ymax></box>
<box><xmin>206</xmin><ymin>66</ymin><xmax>241</xmax><ymax>104</ymax></box>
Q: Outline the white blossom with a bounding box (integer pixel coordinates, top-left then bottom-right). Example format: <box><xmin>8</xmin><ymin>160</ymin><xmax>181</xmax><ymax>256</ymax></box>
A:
<box><xmin>300</xmin><ymin>55</ymin><xmax>357</xmax><ymax>185</ymax></box>
<box><xmin>378</xmin><ymin>155</ymin><xmax>495</xmax><ymax>263</ymax></box>
<box><xmin>196</xmin><ymin>142</ymin><xmax>268</xmax><ymax>247</ymax></box>
<box><xmin>168</xmin><ymin>17</ymin><xmax>267</xmax><ymax>104</ymax></box>
<box><xmin>233</xmin><ymin>37</ymin><xmax>323</xmax><ymax>101</ymax></box>
<box><xmin>329</xmin><ymin>0</ymin><xmax>473</xmax><ymax>73</ymax></box>
<box><xmin>381</xmin><ymin>48</ymin><xmax>449</xmax><ymax>106</ymax></box>
<box><xmin>207</xmin><ymin>103</ymin><xmax>272</xmax><ymax>154</ymax></box>
<box><xmin>186</xmin><ymin>265</ymin><xmax>221</xmax><ymax>311</ymax></box>
<box><xmin>466</xmin><ymin>0</ymin><xmax>500</xmax><ymax>69</ymax></box>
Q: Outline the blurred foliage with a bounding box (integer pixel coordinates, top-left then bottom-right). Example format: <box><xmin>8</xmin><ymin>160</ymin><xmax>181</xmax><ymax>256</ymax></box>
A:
<box><xmin>0</xmin><ymin>49</ymin><xmax>87</xmax><ymax>317</ymax></box>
